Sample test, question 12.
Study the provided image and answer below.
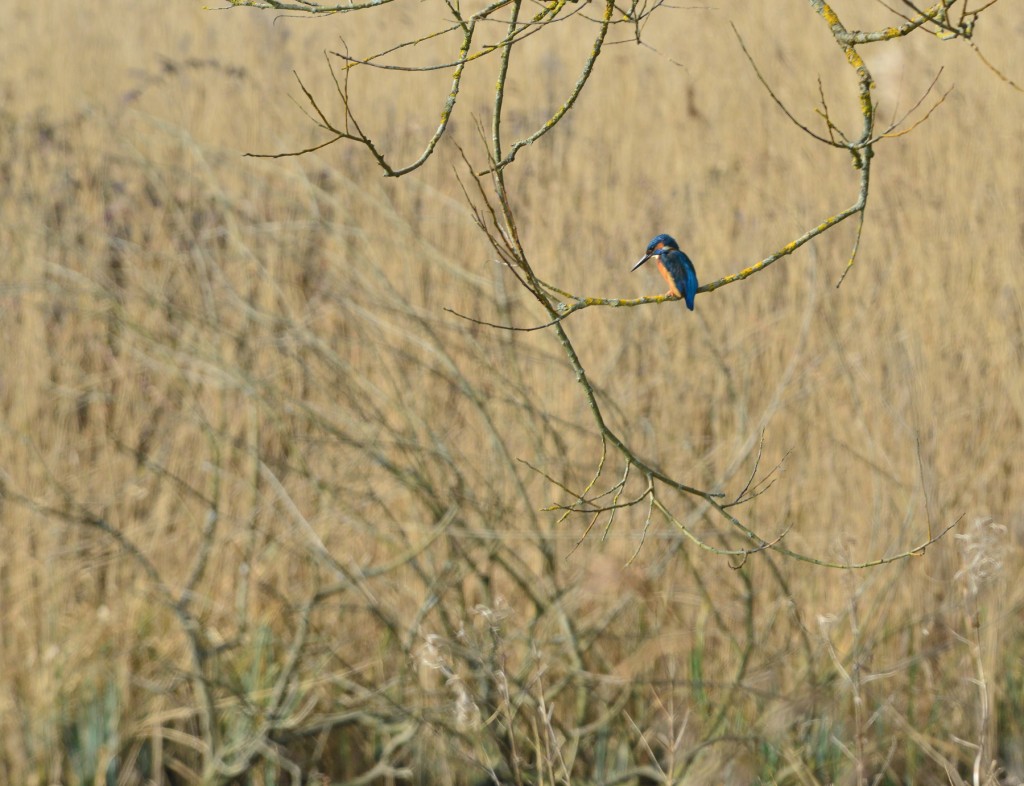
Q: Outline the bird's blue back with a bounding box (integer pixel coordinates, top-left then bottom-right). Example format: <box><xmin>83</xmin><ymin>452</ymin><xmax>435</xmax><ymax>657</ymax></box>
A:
<box><xmin>660</xmin><ymin>248</ymin><xmax>698</xmax><ymax>311</ymax></box>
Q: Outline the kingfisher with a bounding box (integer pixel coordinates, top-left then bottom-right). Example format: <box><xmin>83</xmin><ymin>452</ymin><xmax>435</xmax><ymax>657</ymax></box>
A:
<box><xmin>631</xmin><ymin>233</ymin><xmax>698</xmax><ymax>311</ymax></box>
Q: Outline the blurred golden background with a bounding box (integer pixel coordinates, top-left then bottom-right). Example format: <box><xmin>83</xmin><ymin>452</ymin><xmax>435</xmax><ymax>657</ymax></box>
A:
<box><xmin>2</xmin><ymin>1</ymin><xmax>1023</xmax><ymax>783</ymax></box>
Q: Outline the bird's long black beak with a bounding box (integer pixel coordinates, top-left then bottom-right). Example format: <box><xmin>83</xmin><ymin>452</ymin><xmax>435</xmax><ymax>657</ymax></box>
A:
<box><xmin>631</xmin><ymin>253</ymin><xmax>652</xmax><ymax>272</ymax></box>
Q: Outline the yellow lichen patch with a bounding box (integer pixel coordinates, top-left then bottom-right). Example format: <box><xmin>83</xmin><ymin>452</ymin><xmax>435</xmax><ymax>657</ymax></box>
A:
<box><xmin>820</xmin><ymin>3</ymin><xmax>841</xmax><ymax>27</ymax></box>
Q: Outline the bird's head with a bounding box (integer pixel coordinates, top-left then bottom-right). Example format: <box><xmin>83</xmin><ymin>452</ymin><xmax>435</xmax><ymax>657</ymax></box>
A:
<box><xmin>646</xmin><ymin>234</ymin><xmax>679</xmax><ymax>256</ymax></box>
<box><xmin>632</xmin><ymin>233</ymin><xmax>680</xmax><ymax>271</ymax></box>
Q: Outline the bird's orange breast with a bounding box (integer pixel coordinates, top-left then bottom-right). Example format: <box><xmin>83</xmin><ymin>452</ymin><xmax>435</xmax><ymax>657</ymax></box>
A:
<box><xmin>656</xmin><ymin>260</ymin><xmax>682</xmax><ymax>298</ymax></box>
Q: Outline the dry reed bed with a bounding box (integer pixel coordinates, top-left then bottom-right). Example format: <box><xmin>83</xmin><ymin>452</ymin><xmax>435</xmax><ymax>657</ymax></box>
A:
<box><xmin>1</xmin><ymin>1</ymin><xmax>1023</xmax><ymax>783</ymax></box>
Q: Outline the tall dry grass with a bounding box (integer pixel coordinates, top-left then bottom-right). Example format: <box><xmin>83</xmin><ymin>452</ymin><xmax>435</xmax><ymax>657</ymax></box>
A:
<box><xmin>1</xmin><ymin>1</ymin><xmax>1023</xmax><ymax>784</ymax></box>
